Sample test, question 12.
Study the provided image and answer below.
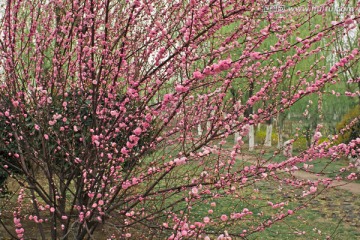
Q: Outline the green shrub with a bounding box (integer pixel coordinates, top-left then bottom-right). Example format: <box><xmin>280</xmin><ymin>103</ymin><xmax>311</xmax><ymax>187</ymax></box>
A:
<box><xmin>293</xmin><ymin>137</ymin><xmax>307</xmax><ymax>150</ymax></box>
<box><xmin>336</xmin><ymin>105</ymin><xmax>360</xmax><ymax>144</ymax></box>
<box><xmin>255</xmin><ymin>128</ymin><xmax>278</xmax><ymax>145</ymax></box>
<box><xmin>255</xmin><ymin>130</ymin><xmax>266</xmax><ymax>144</ymax></box>
<box><xmin>319</xmin><ymin>137</ymin><xmax>328</xmax><ymax>144</ymax></box>
<box><xmin>292</xmin><ymin>136</ymin><xmax>328</xmax><ymax>151</ymax></box>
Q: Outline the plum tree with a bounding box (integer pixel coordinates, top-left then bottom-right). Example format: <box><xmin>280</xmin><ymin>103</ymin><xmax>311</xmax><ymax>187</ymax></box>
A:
<box><xmin>0</xmin><ymin>0</ymin><xmax>359</xmax><ymax>239</ymax></box>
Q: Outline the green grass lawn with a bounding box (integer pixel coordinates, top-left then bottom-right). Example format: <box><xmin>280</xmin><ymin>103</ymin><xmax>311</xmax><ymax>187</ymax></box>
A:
<box><xmin>1</xmin><ymin>139</ymin><xmax>359</xmax><ymax>239</ymax></box>
<box><xmin>157</xmin><ymin>179</ymin><xmax>360</xmax><ymax>239</ymax></box>
<box><xmin>195</xmin><ymin>133</ymin><xmax>357</xmax><ymax>182</ymax></box>
<box><xmin>137</xmin><ymin>149</ymin><xmax>360</xmax><ymax>239</ymax></box>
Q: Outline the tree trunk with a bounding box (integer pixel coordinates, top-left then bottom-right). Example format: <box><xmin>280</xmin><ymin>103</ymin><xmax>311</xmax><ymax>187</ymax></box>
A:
<box><xmin>249</xmin><ymin>125</ymin><xmax>255</xmax><ymax>151</ymax></box>
<box><xmin>233</xmin><ymin>100</ymin><xmax>242</xmax><ymax>145</ymax></box>
<box><xmin>277</xmin><ymin>128</ymin><xmax>283</xmax><ymax>149</ymax></box>
<box><xmin>206</xmin><ymin>110</ymin><xmax>214</xmax><ymax>131</ymax></box>
<box><xmin>197</xmin><ymin>124</ymin><xmax>203</xmax><ymax>136</ymax></box>
<box><xmin>264</xmin><ymin>118</ymin><xmax>272</xmax><ymax>147</ymax></box>
<box><xmin>277</xmin><ymin>113</ymin><xmax>285</xmax><ymax>149</ymax></box>
<box><xmin>245</xmin><ymin>82</ymin><xmax>254</xmax><ymax>151</ymax></box>
<box><xmin>234</xmin><ymin>132</ymin><xmax>240</xmax><ymax>145</ymax></box>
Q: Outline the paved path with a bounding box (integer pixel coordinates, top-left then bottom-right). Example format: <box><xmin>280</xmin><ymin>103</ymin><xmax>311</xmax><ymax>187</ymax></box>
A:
<box><xmin>238</xmin><ymin>154</ymin><xmax>360</xmax><ymax>195</ymax></box>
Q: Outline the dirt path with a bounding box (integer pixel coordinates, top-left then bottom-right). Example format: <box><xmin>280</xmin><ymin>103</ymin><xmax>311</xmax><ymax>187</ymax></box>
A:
<box><xmin>292</xmin><ymin>170</ymin><xmax>360</xmax><ymax>194</ymax></box>
<box><xmin>238</xmin><ymin>154</ymin><xmax>360</xmax><ymax>195</ymax></box>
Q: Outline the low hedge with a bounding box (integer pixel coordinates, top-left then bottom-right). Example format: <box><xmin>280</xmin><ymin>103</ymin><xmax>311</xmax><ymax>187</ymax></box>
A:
<box><xmin>255</xmin><ymin>128</ymin><xmax>278</xmax><ymax>145</ymax></box>
<box><xmin>336</xmin><ymin>105</ymin><xmax>360</xmax><ymax>144</ymax></box>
